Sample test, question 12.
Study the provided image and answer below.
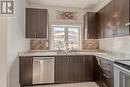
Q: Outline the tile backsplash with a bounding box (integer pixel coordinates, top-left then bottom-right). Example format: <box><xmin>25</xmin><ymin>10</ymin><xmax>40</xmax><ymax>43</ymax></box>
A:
<box><xmin>99</xmin><ymin>36</ymin><xmax>130</xmax><ymax>54</ymax></box>
<box><xmin>30</xmin><ymin>39</ymin><xmax>49</xmax><ymax>50</ymax></box>
<box><xmin>83</xmin><ymin>39</ymin><xmax>99</xmax><ymax>49</ymax></box>
<box><xmin>30</xmin><ymin>39</ymin><xmax>99</xmax><ymax>50</ymax></box>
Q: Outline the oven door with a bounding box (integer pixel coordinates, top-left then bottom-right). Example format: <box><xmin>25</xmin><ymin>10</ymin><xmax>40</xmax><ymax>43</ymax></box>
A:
<box><xmin>119</xmin><ymin>71</ymin><xmax>130</xmax><ymax>87</ymax></box>
<box><xmin>114</xmin><ymin>64</ymin><xmax>130</xmax><ymax>87</ymax></box>
<box><xmin>114</xmin><ymin>66</ymin><xmax>120</xmax><ymax>87</ymax></box>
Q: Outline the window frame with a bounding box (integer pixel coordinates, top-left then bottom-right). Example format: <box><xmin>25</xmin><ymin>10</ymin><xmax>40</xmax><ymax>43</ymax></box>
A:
<box><xmin>51</xmin><ymin>25</ymin><xmax>81</xmax><ymax>50</ymax></box>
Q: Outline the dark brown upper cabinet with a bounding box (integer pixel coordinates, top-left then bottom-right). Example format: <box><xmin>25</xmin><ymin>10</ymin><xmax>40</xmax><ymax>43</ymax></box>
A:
<box><xmin>113</xmin><ymin>0</ymin><xmax>129</xmax><ymax>37</ymax></box>
<box><xmin>84</xmin><ymin>12</ymin><xmax>98</xmax><ymax>39</ymax></box>
<box><xmin>26</xmin><ymin>8</ymin><xmax>48</xmax><ymax>38</ymax></box>
<box><xmin>98</xmin><ymin>0</ymin><xmax>130</xmax><ymax>38</ymax></box>
<box><xmin>98</xmin><ymin>1</ymin><xmax>115</xmax><ymax>38</ymax></box>
<box><xmin>98</xmin><ymin>8</ymin><xmax>105</xmax><ymax>38</ymax></box>
<box><xmin>104</xmin><ymin>2</ymin><xmax>115</xmax><ymax>38</ymax></box>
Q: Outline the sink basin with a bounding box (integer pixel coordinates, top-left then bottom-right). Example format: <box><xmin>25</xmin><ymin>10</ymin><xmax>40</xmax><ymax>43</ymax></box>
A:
<box><xmin>57</xmin><ymin>52</ymin><xmax>94</xmax><ymax>55</ymax></box>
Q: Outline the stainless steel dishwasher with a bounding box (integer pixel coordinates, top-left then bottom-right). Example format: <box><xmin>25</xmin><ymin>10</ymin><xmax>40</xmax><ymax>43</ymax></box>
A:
<box><xmin>33</xmin><ymin>57</ymin><xmax>55</xmax><ymax>84</ymax></box>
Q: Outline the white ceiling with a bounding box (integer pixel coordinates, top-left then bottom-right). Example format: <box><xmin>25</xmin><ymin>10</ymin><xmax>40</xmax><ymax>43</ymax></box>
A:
<box><xmin>28</xmin><ymin>0</ymin><xmax>103</xmax><ymax>9</ymax></box>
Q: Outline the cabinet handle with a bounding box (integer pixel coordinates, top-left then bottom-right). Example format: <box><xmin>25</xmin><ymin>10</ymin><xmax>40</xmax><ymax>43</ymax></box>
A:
<box><xmin>112</xmin><ymin>29</ymin><xmax>115</xmax><ymax>36</ymax></box>
<box><xmin>70</xmin><ymin>58</ymin><xmax>71</xmax><ymax>63</ymax></box>
<box><xmin>83</xmin><ymin>58</ymin><xmax>85</xmax><ymax>63</ymax></box>
<box><xmin>67</xmin><ymin>58</ymin><xmax>70</xmax><ymax>63</ymax></box>
<box><xmin>87</xmin><ymin>33</ymin><xmax>89</xmax><ymax>38</ymax></box>
<box><xmin>115</xmin><ymin>29</ymin><xmax>118</xmax><ymax>36</ymax></box>
<box><xmin>35</xmin><ymin>32</ymin><xmax>37</xmax><ymax>37</ymax></box>
<box><xmin>102</xmin><ymin>32</ymin><xmax>105</xmax><ymax>37</ymax></box>
<box><xmin>113</xmin><ymin>29</ymin><xmax>117</xmax><ymax>36</ymax></box>
<box><xmin>125</xmin><ymin>22</ymin><xmax>130</xmax><ymax>26</ymax></box>
<box><xmin>37</xmin><ymin>32</ymin><xmax>38</xmax><ymax>37</ymax></box>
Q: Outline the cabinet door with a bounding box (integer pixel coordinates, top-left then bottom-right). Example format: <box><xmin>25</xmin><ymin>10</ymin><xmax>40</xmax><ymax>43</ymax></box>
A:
<box><xmin>70</xmin><ymin>56</ymin><xmax>94</xmax><ymax>82</ymax></box>
<box><xmin>26</xmin><ymin>8</ymin><xmax>48</xmax><ymax>38</ymax></box>
<box><xmin>69</xmin><ymin>56</ymin><xmax>82</xmax><ymax>82</ymax></box>
<box><xmin>95</xmin><ymin>57</ymin><xmax>114</xmax><ymax>87</ymax></box>
<box><xmin>87</xmin><ymin>12</ymin><xmax>98</xmax><ymax>39</ymax></box>
<box><xmin>84</xmin><ymin>12</ymin><xmax>98</xmax><ymax>39</ymax></box>
<box><xmin>37</xmin><ymin>9</ymin><xmax>48</xmax><ymax>38</ymax></box>
<box><xmin>85</xmin><ymin>56</ymin><xmax>94</xmax><ymax>81</ymax></box>
<box><xmin>98</xmin><ymin>0</ymin><xmax>129</xmax><ymax>38</ymax></box>
<box><xmin>95</xmin><ymin>57</ymin><xmax>105</xmax><ymax>87</ymax></box>
<box><xmin>19</xmin><ymin>56</ymin><xmax>33</xmax><ymax>86</ymax></box>
<box><xmin>83</xmin><ymin>13</ymin><xmax>88</xmax><ymax>40</ymax></box>
<box><xmin>55</xmin><ymin>56</ymin><xmax>70</xmax><ymax>83</ymax></box>
<box><xmin>94</xmin><ymin>57</ymin><xmax>101</xmax><ymax>81</ymax></box>
<box><xmin>113</xmin><ymin>0</ymin><xmax>129</xmax><ymax>36</ymax></box>
<box><xmin>104</xmin><ymin>1</ymin><xmax>115</xmax><ymax>38</ymax></box>
<box><xmin>78</xmin><ymin>56</ymin><xmax>89</xmax><ymax>81</ymax></box>
<box><xmin>98</xmin><ymin>9</ymin><xmax>105</xmax><ymax>38</ymax></box>
<box><xmin>26</xmin><ymin>8</ymin><xmax>38</xmax><ymax>38</ymax></box>
<box><xmin>100</xmin><ymin>58</ymin><xmax>114</xmax><ymax>87</ymax></box>
<box><xmin>55</xmin><ymin>56</ymin><xmax>95</xmax><ymax>83</ymax></box>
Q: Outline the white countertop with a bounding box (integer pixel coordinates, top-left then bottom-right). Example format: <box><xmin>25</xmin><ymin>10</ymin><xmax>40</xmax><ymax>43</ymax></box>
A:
<box><xmin>19</xmin><ymin>50</ymin><xmax>130</xmax><ymax>61</ymax></box>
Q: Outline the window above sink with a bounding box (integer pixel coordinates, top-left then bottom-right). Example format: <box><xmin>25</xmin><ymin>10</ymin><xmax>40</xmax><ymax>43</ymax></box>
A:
<box><xmin>51</xmin><ymin>25</ymin><xmax>81</xmax><ymax>50</ymax></box>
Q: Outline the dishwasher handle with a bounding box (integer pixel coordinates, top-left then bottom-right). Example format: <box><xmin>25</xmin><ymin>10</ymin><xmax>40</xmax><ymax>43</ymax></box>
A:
<box><xmin>33</xmin><ymin>57</ymin><xmax>55</xmax><ymax>60</ymax></box>
<box><xmin>33</xmin><ymin>60</ymin><xmax>54</xmax><ymax>62</ymax></box>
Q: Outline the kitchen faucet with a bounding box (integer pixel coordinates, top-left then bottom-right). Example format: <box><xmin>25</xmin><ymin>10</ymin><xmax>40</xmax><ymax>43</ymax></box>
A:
<box><xmin>57</xmin><ymin>41</ymin><xmax>72</xmax><ymax>54</ymax></box>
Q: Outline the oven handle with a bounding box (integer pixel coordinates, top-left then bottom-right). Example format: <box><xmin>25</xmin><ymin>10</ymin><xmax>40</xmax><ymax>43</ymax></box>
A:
<box><xmin>114</xmin><ymin>64</ymin><xmax>130</xmax><ymax>75</ymax></box>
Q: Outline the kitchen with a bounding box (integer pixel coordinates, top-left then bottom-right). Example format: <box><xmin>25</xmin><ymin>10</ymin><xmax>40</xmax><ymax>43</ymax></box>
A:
<box><xmin>0</xmin><ymin>0</ymin><xmax>130</xmax><ymax>87</ymax></box>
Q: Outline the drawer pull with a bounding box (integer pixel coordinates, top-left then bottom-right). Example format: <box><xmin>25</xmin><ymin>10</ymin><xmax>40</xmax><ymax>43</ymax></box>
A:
<box><xmin>102</xmin><ymin>61</ymin><xmax>111</xmax><ymax>65</ymax></box>
<box><xmin>97</xmin><ymin>59</ymin><xmax>101</xmax><ymax>67</ymax></box>
<box><xmin>125</xmin><ymin>22</ymin><xmax>130</xmax><ymax>26</ymax></box>
<box><xmin>70</xmin><ymin>58</ymin><xmax>71</xmax><ymax>63</ymax></box>
<box><xmin>103</xmin><ymin>83</ymin><xmax>108</xmax><ymax>87</ymax></box>
<box><xmin>67</xmin><ymin>58</ymin><xmax>70</xmax><ymax>63</ymax></box>
<box><xmin>101</xmin><ymin>81</ymin><xmax>108</xmax><ymax>87</ymax></box>
<box><xmin>83</xmin><ymin>58</ymin><xmax>86</xmax><ymax>63</ymax></box>
<box><xmin>102</xmin><ymin>67</ymin><xmax>112</xmax><ymax>72</ymax></box>
<box><xmin>103</xmin><ymin>73</ymin><xmax>110</xmax><ymax>79</ymax></box>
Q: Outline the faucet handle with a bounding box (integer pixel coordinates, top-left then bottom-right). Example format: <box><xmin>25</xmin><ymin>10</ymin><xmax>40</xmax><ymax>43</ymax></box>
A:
<box><xmin>58</xmin><ymin>46</ymin><xmax>61</xmax><ymax>51</ymax></box>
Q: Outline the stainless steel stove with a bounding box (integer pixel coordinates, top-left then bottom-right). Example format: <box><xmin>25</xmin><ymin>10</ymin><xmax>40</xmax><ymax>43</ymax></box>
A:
<box><xmin>114</xmin><ymin>60</ymin><xmax>130</xmax><ymax>87</ymax></box>
<box><xmin>115</xmin><ymin>60</ymin><xmax>130</xmax><ymax>66</ymax></box>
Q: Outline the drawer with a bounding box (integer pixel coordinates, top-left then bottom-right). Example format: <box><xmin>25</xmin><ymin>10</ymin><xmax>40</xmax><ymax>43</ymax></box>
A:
<box><xmin>99</xmin><ymin>81</ymin><xmax>108</xmax><ymax>87</ymax></box>
<box><xmin>101</xmin><ymin>59</ymin><xmax>113</xmax><ymax>70</ymax></box>
<box><xmin>101</xmin><ymin>74</ymin><xmax>113</xmax><ymax>87</ymax></box>
<box><xmin>102</xmin><ymin>67</ymin><xmax>114</xmax><ymax>78</ymax></box>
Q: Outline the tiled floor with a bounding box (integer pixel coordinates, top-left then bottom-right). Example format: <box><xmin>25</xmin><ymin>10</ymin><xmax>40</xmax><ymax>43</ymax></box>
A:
<box><xmin>25</xmin><ymin>82</ymin><xmax>99</xmax><ymax>87</ymax></box>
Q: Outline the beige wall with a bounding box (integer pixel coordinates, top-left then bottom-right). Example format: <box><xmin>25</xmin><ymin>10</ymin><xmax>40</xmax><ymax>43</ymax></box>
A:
<box><xmin>92</xmin><ymin>0</ymin><xmax>111</xmax><ymax>12</ymax></box>
<box><xmin>0</xmin><ymin>18</ymin><xmax>7</xmax><ymax>87</ymax></box>
<box><xmin>7</xmin><ymin>0</ymin><xmax>30</xmax><ymax>87</ymax></box>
